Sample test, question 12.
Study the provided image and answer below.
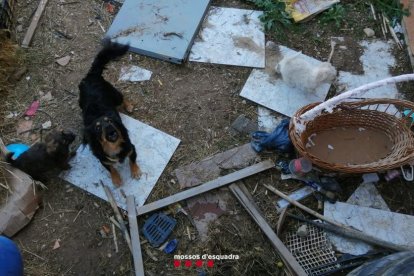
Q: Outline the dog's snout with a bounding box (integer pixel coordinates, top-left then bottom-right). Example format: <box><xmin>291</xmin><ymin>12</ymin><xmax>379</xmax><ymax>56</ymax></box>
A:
<box><xmin>106</xmin><ymin>127</ymin><xmax>118</xmax><ymax>142</ymax></box>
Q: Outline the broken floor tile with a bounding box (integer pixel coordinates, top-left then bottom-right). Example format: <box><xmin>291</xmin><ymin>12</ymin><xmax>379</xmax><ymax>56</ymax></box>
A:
<box><xmin>186</xmin><ymin>190</ymin><xmax>231</xmax><ymax>241</ymax></box>
<box><xmin>173</xmin><ymin>143</ymin><xmax>260</xmax><ymax>189</ymax></box>
<box><xmin>119</xmin><ymin>65</ymin><xmax>152</xmax><ymax>82</ymax></box>
<box><xmin>346</xmin><ymin>182</ymin><xmax>390</xmax><ymax>211</ymax></box>
<box><xmin>240</xmin><ymin>42</ymin><xmax>331</xmax><ymax>117</ymax></box>
<box><xmin>324</xmin><ymin>201</ymin><xmax>414</xmax><ymax>255</ymax></box>
<box><xmin>229</xmin><ymin>114</ymin><xmax>257</xmax><ymax>136</ymax></box>
<box><xmin>189</xmin><ymin>7</ymin><xmax>265</xmax><ymax>68</ymax></box>
<box><xmin>61</xmin><ymin>114</ymin><xmax>180</xmax><ymax>210</ymax></box>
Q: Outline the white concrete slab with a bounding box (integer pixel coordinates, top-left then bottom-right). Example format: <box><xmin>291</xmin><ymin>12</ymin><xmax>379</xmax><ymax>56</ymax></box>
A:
<box><xmin>324</xmin><ymin>201</ymin><xmax>414</xmax><ymax>255</ymax></box>
<box><xmin>119</xmin><ymin>66</ymin><xmax>152</xmax><ymax>82</ymax></box>
<box><xmin>240</xmin><ymin>42</ymin><xmax>331</xmax><ymax>117</ymax></box>
<box><xmin>189</xmin><ymin>7</ymin><xmax>265</xmax><ymax>68</ymax></box>
<box><xmin>61</xmin><ymin>114</ymin><xmax>180</xmax><ymax>210</ymax></box>
<box><xmin>338</xmin><ymin>40</ymin><xmax>398</xmax><ymax>99</ymax></box>
<box><xmin>347</xmin><ymin>182</ymin><xmax>390</xmax><ymax>211</ymax></box>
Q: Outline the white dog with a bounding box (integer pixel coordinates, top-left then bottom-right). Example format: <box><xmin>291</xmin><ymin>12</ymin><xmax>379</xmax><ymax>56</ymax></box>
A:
<box><xmin>276</xmin><ymin>52</ymin><xmax>337</xmax><ymax>92</ymax></box>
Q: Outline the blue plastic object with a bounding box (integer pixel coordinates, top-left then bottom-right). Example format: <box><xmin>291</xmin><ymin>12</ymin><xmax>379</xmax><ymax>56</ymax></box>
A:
<box><xmin>251</xmin><ymin>118</ymin><xmax>293</xmax><ymax>153</ymax></box>
<box><xmin>142</xmin><ymin>213</ymin><xmax>177</xmax><ymax>247</ymax></box>
<box><xmin>6</xmin><ymin>143</ymin><xmax>30</xmax><ymax>160</ymax></box>
<box><xmin>0</xmin><ymin>236</ymin><xmax>24</xmax><ymax>276</ymax></box>
<box><xmin>163</xmin><ymin>239</ymin><xmax>178</xmax><ymax>254</ymax></box>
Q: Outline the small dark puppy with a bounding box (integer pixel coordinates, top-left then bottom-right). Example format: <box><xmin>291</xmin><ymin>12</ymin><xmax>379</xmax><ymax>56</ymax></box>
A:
<box><xmin>79</xmin><ymin>40</ymin><xmax>141</xmax><ymax>187</ymax></box>
<box><xmin>7</xmin><ymin>130</ymin><xmax>76</xmax><ymax>181</ymax></box>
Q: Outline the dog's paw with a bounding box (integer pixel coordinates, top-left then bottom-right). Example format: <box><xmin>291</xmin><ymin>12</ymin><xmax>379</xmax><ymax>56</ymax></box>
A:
<box><xmin>130</xmin><ymin>162</ymin><xmax>141</xmax><ymax>179</ymax></box>
<box><xmin>110</xmin><ymin>169</ymin><xmax>123</xmax><ymax>187</ymax></box>
<box><xmin>123</xmin><ymin>100</ymin><xmax>134</xmax><ymax>114</ymax></box>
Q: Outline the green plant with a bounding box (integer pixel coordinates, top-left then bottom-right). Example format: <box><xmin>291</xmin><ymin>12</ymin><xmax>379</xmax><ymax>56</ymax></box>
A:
<box><xmin>320</xmin><ymin>4</ymin><xmax>346</xmax><ymax>27</ymax></box>
<box><xmin>371</xmin><ymin>0</ymin><xmax>409</xmax><ymax>21</ymax></box>
<box><xmin>245</xmin><ymin>0</ymin><xmax>292</xmax><ymax>31</ymax></box>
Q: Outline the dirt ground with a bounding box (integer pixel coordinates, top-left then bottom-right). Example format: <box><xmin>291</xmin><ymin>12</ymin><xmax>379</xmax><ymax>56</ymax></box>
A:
<box><xmin>1</xmin><ymin>0</ymin><xmax>414</xmax><ymax>275</ymax></box>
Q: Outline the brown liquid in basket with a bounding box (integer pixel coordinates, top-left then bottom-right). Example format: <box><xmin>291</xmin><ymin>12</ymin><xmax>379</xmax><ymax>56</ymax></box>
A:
<box><xmin>307</xmin><ymin>126</ymin><xmax>392</xmax><ymax>165</ymax></box>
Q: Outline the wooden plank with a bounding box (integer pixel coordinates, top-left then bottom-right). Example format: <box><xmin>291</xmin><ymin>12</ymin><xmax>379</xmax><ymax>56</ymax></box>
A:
<box><xmin>127</xmin><ymin>196</ymin><xmax>145</xmax><ymax>276</ymax></box>
<box><xmin>21</xmin><ymin>0</ymin><xmax>49</xmax><ymax>48</ymax></box>
<box><xmin>137</xmin><ymin>160</ymin><xmax>274</xmax><ymax>216</ymax></box>
<box><xmin>229</xmin><ymin>183</ymin><xmax>307</xmax><ymax>276</ymax></box>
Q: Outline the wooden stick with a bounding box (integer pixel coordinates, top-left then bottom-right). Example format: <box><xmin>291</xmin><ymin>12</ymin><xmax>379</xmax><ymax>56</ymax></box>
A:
<box><xmin>370</xmin><ymin>3</ymin><xmax>377</xmax><ymax>20</ymax></box>
<box><xmin>112</xmin><ymin>223</ymin><xmax>119</xmax><ymax>253</ymax></box>
<box><xmin>101</xmin><ymin>182</ymin><xmax>132</xmax><ymax>252</ymax></box>
<box><xmin>137</xmin><ymin>160</ymin><xmax>274</xmax><ymax>215</ymax></box>
<box><xmin>127</xmin><ymin>196</ymin><xmax>145</xmax><ymax>276</ymax></box>
<box><xmin>263</xmin><ymin>184</ymin><xmax>349</xmax><ymax>229</ymax></box>
<box><xmin>276</xmin><ymin>207</ymin><xmax>288</xmax><ymax>237</ymax></box>
<box><xmin>288</xmin><ymin>213</ymin><xmax>414</xmax><ymax>252</ymax></box>
<box><xmin>230</xmin><ymin>183</ymin><xmax>307</xmax><ymax>276</ymax></box>
<box><xmin>21</xmin><ymin>0</ymin><xmax>49</xmax><ymax>48</ymax></box>
<box><xmin>384</xmin><ymin>15</ymin><xmax>403</xmax><ymax>49</ymax></box>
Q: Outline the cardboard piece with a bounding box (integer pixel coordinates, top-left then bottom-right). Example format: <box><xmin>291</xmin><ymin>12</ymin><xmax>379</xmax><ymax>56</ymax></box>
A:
<box><xmin>0</xmin><ymin>165</ymin><xmax>40</xmax><ymax>237</ymax></box>
<box><xmin>286</xmin><ymin>0</ymin><xmax>340</xmax><ymax>22</ymax></box>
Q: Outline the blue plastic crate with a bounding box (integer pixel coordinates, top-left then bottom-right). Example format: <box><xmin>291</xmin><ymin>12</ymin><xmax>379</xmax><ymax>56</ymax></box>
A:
<box><xmin>142</xmin><ymin>213</ymin><xmax>176</xmax><ymax>247</ymax></box>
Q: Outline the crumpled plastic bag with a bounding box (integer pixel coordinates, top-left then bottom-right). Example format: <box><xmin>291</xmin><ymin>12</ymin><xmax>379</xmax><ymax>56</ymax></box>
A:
<box><xmin>251</xmin><ymin>119</ymin><xmax>293</xmax><ymax>153</ymax></box>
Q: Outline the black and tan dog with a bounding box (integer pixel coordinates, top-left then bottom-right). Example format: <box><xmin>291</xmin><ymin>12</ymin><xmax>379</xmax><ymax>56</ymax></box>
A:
<box><xmin>7</xmin><ymin>129</ymin><xmax>76</xmax><ymax>182</ymax></box>
<box><xmin>79</xmin><ymin>40</ymin><xmax>141</xmax><ymax>186</ymax></box>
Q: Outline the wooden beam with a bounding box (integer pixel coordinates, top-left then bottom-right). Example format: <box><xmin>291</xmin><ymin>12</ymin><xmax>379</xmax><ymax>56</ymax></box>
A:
<box><xmin>21</xmin><ymin>0</ymin><xmax>49</xmax><ymax>48</ymax></box>
<box><xmin>136</xmin><ymin>160</ymin><xmax>274</xmax><ymax>215</ymax></box>
<box><xmin>229</xmin><ymin>183</ymin><xmax>307</xmax><ymax>276</ymax></box>
<box><xmin>127</xmin><ymin>196</ymin><xmax>145</xmax><ymax>276</ymax></box>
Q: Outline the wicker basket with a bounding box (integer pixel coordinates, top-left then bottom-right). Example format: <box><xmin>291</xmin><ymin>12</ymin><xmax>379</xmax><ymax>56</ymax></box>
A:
<box><xmin>289</xmin><ymin>99</ymin><xmax>414</xmax><ymax>173</ymax></box>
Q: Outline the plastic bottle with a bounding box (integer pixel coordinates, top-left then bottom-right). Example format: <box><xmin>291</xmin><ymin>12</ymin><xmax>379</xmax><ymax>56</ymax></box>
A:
<box><xmin>288</xmin><ymin>158</ymin><xmax>312</xmax><ymax>177</ymax></box>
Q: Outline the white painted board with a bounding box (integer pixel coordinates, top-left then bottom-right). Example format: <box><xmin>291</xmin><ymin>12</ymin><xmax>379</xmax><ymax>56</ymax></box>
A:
<box><xmin>61</xmin><ymin>114</ymin><xmax>180</xmax><ymax>210</ymax></box>
<box><xmin>189</xmin><ymin>7</ymin><xmax>265</xmax><ymax>68</ymax></box>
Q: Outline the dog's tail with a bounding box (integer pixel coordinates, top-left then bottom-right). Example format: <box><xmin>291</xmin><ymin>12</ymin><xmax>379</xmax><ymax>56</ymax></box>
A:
<box><xmin>86</xmin><ymin>39</ymin><xmax>129</xmax><ymax>77</ymax></box>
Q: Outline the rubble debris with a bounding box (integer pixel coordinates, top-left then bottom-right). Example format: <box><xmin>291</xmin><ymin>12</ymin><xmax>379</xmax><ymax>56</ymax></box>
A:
<box><xmin>55</xmin><ymin>55</ymin><xmax>71</xmax><ymax>66</ymax></box>
<box><xmin>119</xmin><ymin>65</ymin><xmax>152</xmax><ymax>82</ymax></box>
<box><xmin>347</xmin><ymin>182</ymin><xmax>390</xmax><ymax>211</ymax></box>
<box><xmin>174</xmin><ymin>143</ymin><xmax>259</xmax><ymax>189</ymax></box>
<box><xmin>296</xmin><ymin>224</ymin><xmax>309</xmax><ymax>237</ymax></box>
<box><xmin>229</xmin><ymin>114</ymin><xmax>257</xmax><ymax>136</ymax></box>
<box><xmin>363</xmin><ymin>27</ymin><xmax>375</xmax><ymax>37</ymax></box>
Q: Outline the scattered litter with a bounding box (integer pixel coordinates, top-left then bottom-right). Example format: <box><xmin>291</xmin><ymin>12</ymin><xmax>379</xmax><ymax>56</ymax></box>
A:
<box><xmin>41</xmin><ymin>120</ymin><xmax>52</xmax><ymax>129</ymax></box>
<box><xmin>361</xmin><ymin>173</ymin><xmax>379</xmax><ymax>184</ymax></box>
<box><xmin>288</xmin><ymin>158</ymin><xmax>313</xmax><ymax>177</ymax></box>
<box><xmin>363</xmin><ymin>27</ymin><xmax>375</xmax><ymax>37</ymax></box>
<box><xmin>163</xmin><ymin>239</ymin><xmax>178</xmax><ymax>254</ymax></box>
<box><xmin>285</xmin><ymin>221</ymin><xmax>337</xmax><ymax>275</ymax></box>
<box><xmin>5</xmin><ymin>112</ymin><xmax>19</xmax><ymax>119</ymax></box>
<box><xmin>324</xmin><ymin>201</ymin><xmax>414</xmax><ymax>255</ymax></box>
<box><xmin>16</xmin><ymin>119</ymin><xmax>33</xmax><ymax>137</ymax></box>
<box><xmin>24</xmin><ymin>100</ymin><xmax>40</xmax><ymax>116</ymax></box>
<box><xmin>174</xmin><ymin>143</ymin><xmax>259</xmax><ymax>189</ymax></box>
<box><xmin>6</xmin><ymin>143</ymin><xmax>30</xmax><ymax>160</ymax></box>
<box><xmin>276</xmin><ymin>186</ymin><xmax>314</xmax><ymax>211</ymax></box>
<box><xmin>55</xmin><ymin>55</ymin><xmax>71</xmax><ymax>66</ymax></box>
<box><xmin>327</xmin><ymin>144</ymin><xmax>334</xmax><ymax>150</ymax></box>
<box><xmin>40</xmin><ymin>91</ymin><xmax>53</xmax><ymax>102</ymax></box>
<box><xmin>61</xmin><ymin>114</ymin><xmax>180</xmax><ymax>210</ymax></box>
<box><xmin>229</xmin><ymin>114</ymin><xmax>257</xmax><ymax>136</ymax></box>
<box><xmin>384</xmin><ymin>169</ymin><xmax>400</xmax><ymax>182</ymax></box>
<box><xmin>297</xmin><ymin>224</ymin><xmax>309</xmax><ymax>237</ymax></box>
<box><xmin>240</xmin><ymin>42</ymin><xmax>332</xmax><ymax>117</ymax></box>
<box><xmin>286</xmin><ymin>0</ymin><xmax>340</xmax><ymax>22</ymax></box>
<box><xmin>142</xmin><ymin>213</ymin><xmax>176</xmax><ymax>247</ymax></box>
<box><xmin>119</xmin><ymin>66</ymin><xmax>152</xmax><ymax>82</ymax></box>
<box><xmin>106</xmin><ymin>0</ymin><xmax>210</xmax><ymax>64</ymax></box>
<box><xmin>52</xmin><ymin>239</ymin><xmax>61</xmax><ymax>250</ymax></box>
<box><xmin>0</xmin><ymin>164</ymin><xmax>40</xmax><ymax>237</ymax></box>
<box><xmin>251</xmin><ymin>118</ymin><xmax>292</xmax><ymax>153</ymax></box>
<box><xmin>186</xmin><ymin>191</ymin><xmax>231</xmax><ymax>241</ymax></box>
<box><xmin>189</xmin><ymin>7</ymin><xmax>265</xmax><ymax>68</ymax></box>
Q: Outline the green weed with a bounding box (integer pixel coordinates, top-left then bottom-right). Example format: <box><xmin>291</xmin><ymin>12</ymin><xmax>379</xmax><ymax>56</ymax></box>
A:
<box><xmin>245</xmin><ymin>0</ymin><xmax>292</xmax><ymax>32</ymax></box>
<box><xmin>320</xmin><ymin>4</ymin><xmax>346</xmax><ymax>27</ymax></box>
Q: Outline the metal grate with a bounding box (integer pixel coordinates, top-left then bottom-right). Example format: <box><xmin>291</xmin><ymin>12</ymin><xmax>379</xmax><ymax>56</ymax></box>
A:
<box><xmin>142</xmin><ymin>213</ymin><xmax>176</xmax><ymax>247</ymax></box>
<box><xmin>0</xmin><ymin>0</ymin><xmax>15</xmax><ymax>30</ymax></box>
<box><xmin>285</xmin><ymin>221</ymin><xmax>338</xmax><ymax>275</ymax></box>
